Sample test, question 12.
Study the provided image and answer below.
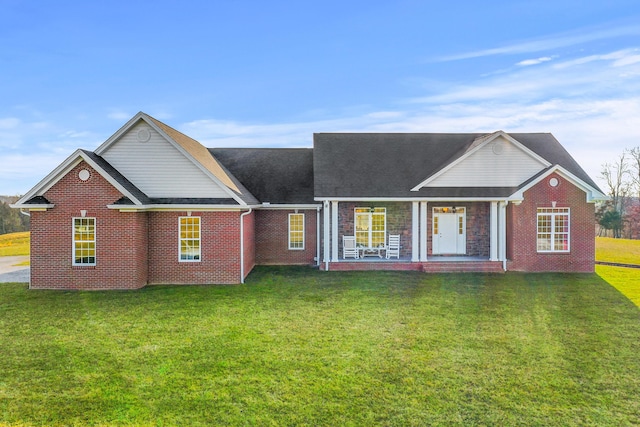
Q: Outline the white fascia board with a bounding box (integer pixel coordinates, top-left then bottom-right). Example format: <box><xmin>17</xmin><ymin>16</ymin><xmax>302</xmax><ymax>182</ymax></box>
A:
<box><xmin>315</xmin><ymin>197</ymin><xmax>508</xmax><ymax>202</ymax></box>
<box><xmin>410</xmin><ymin>131</ymin><xmax>552</xmax><ymax>191</ymax></box>
<box><xmin>9</xmin><ymin>203</ymin><xmax>54</xmax><ymax>210</ymax></box>
<box><xmin>96</xmin><ymin>112</ymin><xmax>247</xmax><ymax>206</ymax></box>
<box><xmin>108</xmin><ymin>204</ymin><xmax>259</xmax><ymax>212</ymax></box>
<box><xmin>508</xmin><ymin>165</ymin><xmax>608</xmax><ymax>203</ymax></box>
<box><xmin>14</xmin><ymin>149</ymin><xmax>143</xmax><ymax>206</ymax></box>
<box><xmin>258</xmin><ymin>204</ymin><xmax>323</xmax><ymax>210</ymax></box>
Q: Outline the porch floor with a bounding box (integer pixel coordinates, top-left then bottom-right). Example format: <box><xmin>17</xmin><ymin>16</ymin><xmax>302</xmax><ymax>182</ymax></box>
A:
<box><xmin>326</xmin><ymin>256</ymin><xmax>504</xmax><ymax>273</ymax></box>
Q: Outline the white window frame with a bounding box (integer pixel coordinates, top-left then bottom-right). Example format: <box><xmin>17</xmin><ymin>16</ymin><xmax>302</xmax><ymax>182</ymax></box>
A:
<box><xmin>288</xmin><ymin>213</ymin><xmax>305</xmax><ymax>250</ymax></box>
<box><xmin>179</xmin><ymin>216</ymin><xmax>201</xmax><ymax>262</ymax></box>
<box><xmin>537</xmin><ymin>208</ymin><xmax>570</xmax><ymax>253</ymax></box>
<box><xmin>72</xmin><ymin>217</ymin><xmax>96</xmax><ymax>266</ymax></box>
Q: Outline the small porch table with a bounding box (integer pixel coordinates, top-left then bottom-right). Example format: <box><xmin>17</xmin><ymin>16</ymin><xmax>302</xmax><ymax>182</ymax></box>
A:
<box><xmin>357</xmin><ymin>245</ymin><xmax>387</xmax><ymax>258</ymax></box>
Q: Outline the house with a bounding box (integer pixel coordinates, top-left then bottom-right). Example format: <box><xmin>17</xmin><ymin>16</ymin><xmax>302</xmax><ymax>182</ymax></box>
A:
<box><xmin>12</xmin><ymin>112</ymin><xmax>606</xmax><ymax>289</ymax></box>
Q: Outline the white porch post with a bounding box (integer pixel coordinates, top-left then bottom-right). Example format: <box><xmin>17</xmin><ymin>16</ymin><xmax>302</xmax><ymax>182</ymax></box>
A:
<box><xmin>323</xmin><ymin>201</ymin><xmax>330</xmax><ymax>269</ymax></box>
<box><xmin>331</xmin><ymin>201</ymin><xmax>339</xmax><ymax>262</ymax></box>
<box><xmin>490</xmin><ymin>201</ymin><xmax>498</xmax><ymax>261</ymax></box>
<box><xmin>499</xmin><ymin>201</ymin><xmax>507</xmax><ymax>269</ymax></box>
<box><xmin>420</xmin><ymin>201</ymin><xmax>428</xmax><ymax>261</ymax></box>
<box><xmin>411</xmin><ymin>201</ymin><xmax>419</xmax><ymax>262</ymax></box>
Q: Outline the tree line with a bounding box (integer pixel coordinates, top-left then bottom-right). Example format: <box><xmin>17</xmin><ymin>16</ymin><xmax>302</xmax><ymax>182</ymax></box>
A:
<box><xmin>598</xmin><ymin>147</ymin><xmax>640</xmax><ymax>239</ymax></box>
<box><xmin>0</xmin><ymin>196</ymin><xmax>30</xmax><ymax>235</ymax></box>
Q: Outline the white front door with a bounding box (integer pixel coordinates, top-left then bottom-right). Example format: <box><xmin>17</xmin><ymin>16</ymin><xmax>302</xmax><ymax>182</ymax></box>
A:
<box><xmin>432</xmin><ymin>208</ymin><xmax>466</xmax><ymax>255</ymax></box>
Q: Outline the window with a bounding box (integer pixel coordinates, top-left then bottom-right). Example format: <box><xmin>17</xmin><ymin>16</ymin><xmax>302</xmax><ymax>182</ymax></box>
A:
<box><xmin>73</xmin><ymin>217</ymin><xmax>96</xmax><ymax>265</ymax></box>
<box><xmin>355</xmin><ymin>207</ymin><xmax>386</xmax><ymax>248</ymax></box>
<box><xmin>288</xmin><ymin>213</ymin><xmax>305</xmax><ymax>250</ymax></box>
<box><xmin>537</xmin><ymin>208</ymin><xmax>570</xmax><ymax>252</ymax></box>
<box><xmin>179</xmin><ymin>216</ymin><xmax>201</xmax><ymax>261</ymax></box>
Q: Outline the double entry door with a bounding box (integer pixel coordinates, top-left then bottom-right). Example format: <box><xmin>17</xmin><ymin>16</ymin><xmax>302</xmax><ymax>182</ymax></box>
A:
<box><xmin>432</xmin><ymin>207</ymin><xmax>466</xmax><ymax>255</ymax></box>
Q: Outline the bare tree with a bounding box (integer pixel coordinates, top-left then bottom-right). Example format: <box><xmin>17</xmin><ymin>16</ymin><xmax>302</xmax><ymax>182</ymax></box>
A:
<box><xmin>627</xmin><ymin>146</ymin><xmax>640</xmax><ymax>198</ymax></box>
<box><xmin>600</xmin><ymin>152</ymin><xmax>631</xmax><ymax>214</ymax></box>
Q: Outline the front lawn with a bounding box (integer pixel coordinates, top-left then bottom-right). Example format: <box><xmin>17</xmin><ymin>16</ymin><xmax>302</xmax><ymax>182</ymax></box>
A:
<box><xmin>1</xmin><ymin>268</ymin><xmax>639</xmax><ymax>426</ymax></box>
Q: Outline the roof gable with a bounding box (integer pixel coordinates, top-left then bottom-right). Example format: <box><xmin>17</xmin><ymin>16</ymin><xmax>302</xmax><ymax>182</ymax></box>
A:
<box><xmin>12</xmin><ymin>149</ymin><xmax>146</xmax><ymax>207</ymax></box>
<box><xmin>509</xmin><ymin>165</ymin><xmax>607</xmax><ymax>203</ymax></box>
<box><xmin>412</xmin><ymin>131</ymin><xmax>551</xmax><ymax>189</ymax></box>
<box><xmin>95</xmin><ymin>112</ymin><xmax>253</xmax><ymax>204</ymax></box>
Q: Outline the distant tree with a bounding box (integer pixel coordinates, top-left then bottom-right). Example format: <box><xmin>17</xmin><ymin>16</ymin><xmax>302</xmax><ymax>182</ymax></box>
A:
<box><xmin>599</xmin><ymin>208</ymin><xmax>623</xmax><ymax>238</ymax></box>
<box><xmin>600</xmin><ymin>153</ymin><xmax>631</xmax><ymax>213</ymax></box>
<box><xmin>0</xmin><ymin>199</ymin><xmax>30</xmax><ymax>234</ymax></box>
<box><xmin>628</xmin><ymin>146</ymin><xmax>640</xmax><ymax>198</ymax></box>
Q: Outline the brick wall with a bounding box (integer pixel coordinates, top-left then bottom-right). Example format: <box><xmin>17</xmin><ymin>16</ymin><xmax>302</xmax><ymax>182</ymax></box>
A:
<box><xmin>507</xmin><ymin>173</ymin><xmax>596</xmax><ymax>272</ymax></box>
<box><xmin>148</xmin><ymin>211</ymin><xmax>245</xmax><ymax>285</ymax></box>
<box><xmin>31</xmin><ymin>161</ymin><xmax>148</xmax><ymax>290</ymax></box>
<box><xmin>255</xmin><ymin>209</ymin><xmax>318</xmax><ymax>265</ymax></box>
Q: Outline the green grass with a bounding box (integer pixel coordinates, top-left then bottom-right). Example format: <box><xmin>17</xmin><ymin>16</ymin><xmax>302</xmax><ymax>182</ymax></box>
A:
<box><xmin>1</xmin><ymin>268</ymin><xmax>639</xmax><ymax>426</ymax></box>
<box><xmin>596</xmin><ymin>236</ymin><xmax>640</xmax><ymax>264</ymax></box>
<box><xmin>0</xmin><ymin>231</ymin><xmax>29</xmax><ymax>257</ymax></box>
<box><xmin>595</xmin><ymin>236</ymin><xmax>640</xmax><ymax>308</ymax></box>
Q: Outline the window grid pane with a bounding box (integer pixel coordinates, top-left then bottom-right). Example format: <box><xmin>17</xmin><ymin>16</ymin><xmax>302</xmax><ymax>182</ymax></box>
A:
<box><xmin>354</xmin><ymin>208</ymin><xmax>386</xmax><ymax>247</ymax></box>
<box><xmin>537</xmin><ymin>208</ymin><xmax>569</xmax><ymax>253</ymax></box>
<box><xmin>73</xmin><ymin>218</ymin><xmax>96</xmax><ymax>265</ymax></box>
<box><xmin>179</xmin><ymin>217</ymin><xmax>201</xmax><ymax>261</ymax></box>
<box><xmin>289</xmin><ymin>213</ymin><xmax>305</xmax><ymax>250</ymax></box>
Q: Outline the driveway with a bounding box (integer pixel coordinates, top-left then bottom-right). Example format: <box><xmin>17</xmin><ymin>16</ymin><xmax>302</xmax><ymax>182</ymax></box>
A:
<box><xmin>0</xmin><ymin>256</ymin><xmax>30</xmax><ymax>283</ymax></box>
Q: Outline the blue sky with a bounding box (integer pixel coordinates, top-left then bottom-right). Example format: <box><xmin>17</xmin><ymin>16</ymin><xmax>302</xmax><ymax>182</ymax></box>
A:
<box><xmin>2</xmin><ymin>0</ymin><xmax>640</xmax><ymax>195</ymax></box>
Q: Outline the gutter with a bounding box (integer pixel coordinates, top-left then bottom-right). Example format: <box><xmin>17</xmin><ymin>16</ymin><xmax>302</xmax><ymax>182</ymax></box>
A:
<box><xmin>239</xmin><ymin>208</ymin><xmax>253</xmax><ymax>284</ymax></box>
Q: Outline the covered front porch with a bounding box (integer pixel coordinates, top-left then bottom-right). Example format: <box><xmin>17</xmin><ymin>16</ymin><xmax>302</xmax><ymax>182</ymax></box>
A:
<box><xmin>320</xmin><ymin>200</ymin><xmax>509</xmax><ymax>272</ymax></box>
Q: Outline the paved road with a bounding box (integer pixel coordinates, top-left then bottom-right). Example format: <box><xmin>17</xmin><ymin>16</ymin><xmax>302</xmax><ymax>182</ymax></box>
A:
<box><xmin>0</xmin><ymin>256</ymin><xmax>30</xmax><ymax>283</ymax></box>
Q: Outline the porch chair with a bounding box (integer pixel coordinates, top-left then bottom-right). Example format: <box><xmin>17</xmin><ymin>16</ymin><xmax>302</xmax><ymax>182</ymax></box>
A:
<box><xmin>386</xmin><ymin>234</ymin><xmax>401</xmax><ymax>259</ymax></box>
<box><xmin>342</xmin><ymin>236</ymin><xmax>359</xmax><ymax>259</ymax></box>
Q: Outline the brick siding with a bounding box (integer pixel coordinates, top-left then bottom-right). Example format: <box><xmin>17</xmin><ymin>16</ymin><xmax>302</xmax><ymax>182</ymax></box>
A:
<box><xmin>30</xmin><ymin>161</ymin><xmax>255</xmax><ymax>289</ymax></box>
<box><xmin>507</xmin><ymin>173</ymin><xmax>595</xmax><ymax>272</ymax></box>
<box><xmin>255</xmin><ymin>209</ymin><xmax>318</xmax><ymax>265</ymax></box>
<box><xmin>31</xmin><ymin>162</ymin><xmax>148</xmax><ymax>290</ymax></box>
<box><xmin>148</xmin><ymin>211</ymin><xmax>245</xmax><ymax>285</ymax></box>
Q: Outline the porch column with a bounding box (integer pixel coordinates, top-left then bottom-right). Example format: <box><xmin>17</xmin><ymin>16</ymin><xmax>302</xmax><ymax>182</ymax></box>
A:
<box><xmin>499</xmin><ymin>201</ymin><xmax>507</xmax><ymax>268</ymax></box>
<box><xmin>420</xmin><ymin>201</ymin><xmax>428</xmax><ymax>261</ymax></box>
<box><xmin>331</xmin><ymin>201</ymin><xmax>339</xmax><ymax>262</ymax></box>
<box><xmin>323</xmin><ymin>200</ymin><xmax>330</xmax><ymax>268</ymax></box>
<box><xmin>490</xmin><ymin>201</ymin><xmax>498</xmax><ymax>261</ymax></box>
<box><xmin>411</xmin><ymin>202</ymin><xmax>419</xmax><ymax>262</ymax></box>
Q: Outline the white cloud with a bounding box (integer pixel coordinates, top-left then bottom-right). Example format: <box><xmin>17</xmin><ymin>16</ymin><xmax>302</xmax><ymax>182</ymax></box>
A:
<box><xmin>0</xmin><ymin>118</ymin><xmax>21</xmax><ymax>130</ymax></box>
<box><xmin>516</xmin><ymin>56</ymin><xmax>553</xmax><ymax>67</ymax></box>
<box><xmin>437</xmin><ymin>23</ymin><xmax>640</xmax><ymax>61</ymax></box>
<box><xmin>107</xmin><ymin>110</ymin><xmax>131</xmax><ymax>120</ymax></box>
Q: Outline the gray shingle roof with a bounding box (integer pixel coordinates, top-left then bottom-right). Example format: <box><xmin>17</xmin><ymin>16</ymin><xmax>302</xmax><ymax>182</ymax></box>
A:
<box><xmin>313</xmin><ymin>133</ymin><xmax>601</xmax><ymax>198</ymax></box>
<box><xmin>210</xmin><ymin>148</ymin><xmax>315</xmax><ymax>204</ymax></box>
<box><xmin>81</xmin><ymin>150</ymin><xmax>151</xmax><ymax>204</ymax></box>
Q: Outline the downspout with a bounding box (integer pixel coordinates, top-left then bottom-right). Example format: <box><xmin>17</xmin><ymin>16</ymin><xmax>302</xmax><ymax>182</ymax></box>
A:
<box><xmin>501</xmin><ymin>201</ymin><xmax>508</xmax><ymax>271</ymax></box>
<box><xmin>239</xmin><ymin>208</ymin><xmax>252</xmax><ymax>284</ymax></box>
<box><xmin>316</xmin><ymin>206</ymin><xmax>321</xmax><ymax>267</ymax></box>
<box><xmin>19</xmin><ymin>209</ymin><xmax>31</xmax><ymax>290</ymax></box>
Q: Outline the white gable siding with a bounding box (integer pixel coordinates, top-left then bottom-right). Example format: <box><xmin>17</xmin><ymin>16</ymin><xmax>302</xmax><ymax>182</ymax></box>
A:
<box><xmin>426</xmin><ymin>136</ymin><xmax>547</xmax><ymax>187</ymax></box>
<box><xmin>101</xmin><ymin>122</ymin><xmax>230</xmax><ymax>198</ymax></box>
